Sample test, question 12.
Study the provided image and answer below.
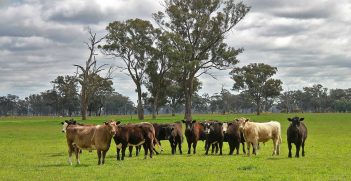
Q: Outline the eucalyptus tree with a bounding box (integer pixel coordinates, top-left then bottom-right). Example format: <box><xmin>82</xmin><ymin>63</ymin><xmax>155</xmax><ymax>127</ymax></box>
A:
<box><xmin>153</xmin><ymin>0</ymin><xmax>250</xmax><ymax>120</ymax></box>
<box><xmin>230</xmin><ymin>63</ymin><xmax>282</xmax><ymax>115</ymax></box>
<box><xmin>102</xmin><ymin>19</ymin><xmax>157</xmax><ymax>120</ymax></box>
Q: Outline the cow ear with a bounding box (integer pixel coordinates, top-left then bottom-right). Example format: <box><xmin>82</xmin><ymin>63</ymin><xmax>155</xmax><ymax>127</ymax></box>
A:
<box><xmin>181</xmin><ymin>120</ymin><xmax>186</xmax><ymax>123</ymax></box>
<box><xmin>228</xmin><ymin>123</ymin><xmax>233</xmax><ymax>126</ymax></box>
<box><xmin>288</xmin><ymin>118</ymin><xmax>292</xmax><ymax>122</ymax></box>
<box><xmin>245</xmin><ymin>119</ymin><xmax>249</xmax><ymax>122</ymax></box>
<box><xmin>299</xmin><ymin>118</ymin><xmax>304</xmax><ymax>121</ymax></box>
<box><xmin>104</xmin><ymin>122</ymin><xmax>108</xmax><ymax>125</ymax></box>
<box><xmin>218</xmin><ymin>122</ymin><xmax>223</xmax><ymax>126</ymax></box>
<box><xmin>60</xmin><ymin>122</ymin><xmax>64</xmax><ymax>125</ymax></box>
<box><xmin>235</xmin><ymin>119</ymin><xmax>239</xmax><ymax>122</ymax></box>
<box><xmin>192</xmin><ymin>120</ymin><xmax>196</xmax><ymax>123</ymax></box>
<box><xmin>116</xmin><ymin>121</ymin><xmax>121</xmax><ymax>125</ymax></box>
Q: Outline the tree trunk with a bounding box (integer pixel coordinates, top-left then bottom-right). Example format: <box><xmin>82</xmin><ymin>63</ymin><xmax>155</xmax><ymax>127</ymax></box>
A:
<box><xmin>184</xmin><ymin>77</ymin><xmax>193</xmax><ymax>120</ymax></box>
<box><xmin>256</xmin><ymin>99</ymin><xmax>261</xmax><ymax>115</ymax></box>
<box><xmin>81</xmin><ymin>86</ymin><xmax>87</xmax><ymax>120</ymax></box>
<box><xmin>152</xmin><ymin>95</ymin><xmax>158</xmax><ymax>119</ymax></box>
<box><xmin>136</xmin><ymin>84</ymin><xmax>144</xmax><ymax>120</ymax></box>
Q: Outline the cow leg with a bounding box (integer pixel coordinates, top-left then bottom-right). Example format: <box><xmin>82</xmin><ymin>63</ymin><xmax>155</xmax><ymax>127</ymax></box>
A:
<box><xmin>97</xmin><ymin>150</ymin><xmax>102</xmax><ymax>165</ymax></box>
<box><xmin>102</xmin><ymin>150</ymin><xmax>107</xmax><ymax>165</ymax></box>
<box><xmin>149</xmin><ymin>140</ymin><xmax>154</xmax><ymax>159</ymax></box>
<box><xmin>242</xmin><ymin>142</ymin><xmax>246</xmax><ymax>154</ymax></box>
<box><xmin>302</xmin><ymin>140</ymin><xmax>305</xmax><ymax>157</ymax></box>
<box><xmin>178</xmin><ymin>140</ymin><xmax>183</xmax><ymax>154</ymax></box>
<box><xmin>215</xmin><ymin>143</ymin><xmax>219</xmax><ymax>154</ymax></box>
<box><xmin>205</xmin><ymin>142</ymin><xmax>210</xmax><ymax>155</ymax></box>
<box><xmin>121</xmin><ymin>145</ymin><xmax>128</xmax><ymax>160</ymax></box>
<box><xmin>229</xmin><ymin>142</ymin><xmax>234</xmax><ymax>155</ymax></box>
<box><xmin>295</xmin><ymin>142</ymin><xmax>301</xmax><ymax>158</ymax></box>
<box><xmin>74</xmin><ymin>146</ymin><xmax>80</xmax><ymax>164</ymax></box>
<box><xmin>272</xmin><ymin>139</ymin><xmax>277</xmax><ymax>156</ymax></box>
<box><xmin>187</xmin><ymin>141</ymin><xmax>191</xmax><ymax>154</ymax></box>
<box><xmin>252</xmin><ymin>141</ymin><xmax>258</xmax><ymax>155</ymax></box>
<box><xmin>68</xmin><ymin>144</ymin><xmax>74</xmax><ymax>165</ymax></box>
<box><xmin>129</xmin><ymin>146</ymin><xmax>133</xmax><ymax>157</ymax></box>
<box><xmin>235</xmin><ymin>142</ymin><xmax>240</xmax><ymax>155</ymax></box>
<box><xmin>288</xmin><ymin>141</ymin><xmax>292</xmax><ymax>158</ymax></box>
<box><xmin>247</xmin><ymin>142</ymin><xmax>251</xmax><ymax>156</ymax></box>
<box><xmin>219</xmin><ymin>142</ymin><xmax>223</xmax><ymax>155</ymax></box>
<box><xmin>193</xmin><ymin>142</ymin><xmax>197</xmax><ymax>154</ymax></box>
<box><xmin>143</xmin><ymin>143</ymin><xmax>148</xmax><ymax>159</ymax></box>
<box><xmin>117</xmin><ymin>148</ymin><xmax>121</xmax><ymax>161</ymax></box>
<box><xmin>211</xmin><ymin>144</ymin><xmax>215</xmax><ymax>154</ymax></box>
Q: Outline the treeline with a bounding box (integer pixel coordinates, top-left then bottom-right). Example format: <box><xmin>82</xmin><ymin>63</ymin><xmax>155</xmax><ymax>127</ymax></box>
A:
<box><xmin>1</xmin><ymin>84</ymin><xmax>350</xmax><ymax>116</ymax></box>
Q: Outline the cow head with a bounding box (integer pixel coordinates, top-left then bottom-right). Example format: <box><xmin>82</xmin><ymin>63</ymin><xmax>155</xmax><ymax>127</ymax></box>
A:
<box><xmin>104</xmin><ymin>120</ymin><xmax>121</xmax><ymax>135</ymax></box>
<box><xmin>201</xmin><ymin>122</ymin><xmax>223</xmax><ymax>135</ymax></box>
<box><xmin>160</xmin><ymin>126</ymin><xmax>175</xmax><ymax>140</ymax></box>
<box><xmin>237</xmin><ymin>118</ymin><xmax>249</xmax><ymax>131</ymax></box>
<box><xmin>222</xmin><ymin>122</ymin><xmax>228</xmax><ymax>133</ymax></box>
<box><xmin>288</xmin><ymin>117</ymin><xmax>304</xmax><ymax>127</ymax></box>
<box><xmin>201</xmin><ymin>122</ymin><xmax>211</xmax><ymax>134</ymax></box>
<box><xmin>61</xmin><ymin>119</ymin><xmax>76</xmax><ymax>133</ymax></box>
<box><xmin>182</xmin><ymin>120</ymin><xmax>196</xmax><ymax>132</ymax></box>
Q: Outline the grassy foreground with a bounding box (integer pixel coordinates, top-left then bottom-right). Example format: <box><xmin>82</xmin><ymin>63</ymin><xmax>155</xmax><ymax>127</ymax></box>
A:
<box><xmin>0</xmin><ymin>113</ymin><xmax>350</xmax><ymax>180</ymax></box>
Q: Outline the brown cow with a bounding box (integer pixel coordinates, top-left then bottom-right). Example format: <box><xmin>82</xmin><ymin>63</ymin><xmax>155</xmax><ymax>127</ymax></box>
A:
<box><xmin>222</xmin><ymin>119</ymin><xmax>246</xmax><ymax>155</ymax></box>
<box><xmin>64</xmin><ymin>120</ymin><xmax>118</xmax><ymax>165</ymax></box>
<box><xmin>113</xmin><ymin>122</ymin><xmax>156</xmax><ymax>160</ymax></box>
<box><xmin>152</xmin><ymin>122</ymin><xmax>183</xmax><ymax>155</ymax></box>
<box><xmin>182</xmin><ymin>120</ymin><xmax>206</xmax><ymax>154</ymax></box>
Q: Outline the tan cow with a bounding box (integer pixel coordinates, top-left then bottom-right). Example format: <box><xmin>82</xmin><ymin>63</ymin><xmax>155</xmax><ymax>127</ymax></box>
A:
<box><xmin>238</xmin><ymin>118</ymin><xmax>282</xmax><ymax>156</ymax></box>
<box><xmin>64</xmin><ymin>120</ymin><xmax>119</xmax><ymax>165</ymax></box>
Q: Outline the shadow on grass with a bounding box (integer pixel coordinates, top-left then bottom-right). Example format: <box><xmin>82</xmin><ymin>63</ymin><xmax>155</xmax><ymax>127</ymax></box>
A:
<box><xmin>237</xmin><ymin>165</ymin><xmax>256</xmax><ymax>171</ymax></box>
<box><xmin>266</xmin><ymin>157</ymin><xmax>288</xmax><ymax>160</ymax></box>
<box><xmin>43</xmin><ymin>152</ymin><xmax>65</xmax><ymax>157</ymax></box>
<box><xmin>39</xmin><ymin>163</ymin><xmax>90</xmax><ymax>168</ymax></box>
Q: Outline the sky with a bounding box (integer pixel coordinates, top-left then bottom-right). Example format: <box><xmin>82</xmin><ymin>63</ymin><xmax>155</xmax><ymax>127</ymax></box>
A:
<box><xmin>0</xmin><ymin>0</ymin><xmax>350</xmax><ymax>103</ymax></box>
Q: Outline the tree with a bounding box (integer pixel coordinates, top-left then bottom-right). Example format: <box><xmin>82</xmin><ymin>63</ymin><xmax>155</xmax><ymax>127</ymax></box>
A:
<box><xmin>74</xmin><ymin>29</ymin><xmax>109</xmax><ymax>120</ymax></box>
<box><xmin>145</xmin><ymin>32</ymin><xmax>173</xmax><ymax>119</ymax></box>
<box><xmin>153</xmin><ymin>0</ymin><xmax>250</xmax><ymax>120</ymax></box>
<box><xmin>102</xmin><ymin>19</ymin><xmax>156</xmax><ymax>120</ymax></box>
<box><xmin>230</xmin><ymin>63</ymin><xmax>282</xmax><ymax>115</ymax></box>
<box><xmin>52</xmin><ymin>75</ymin><xmax>79</xmax><ymax>116</ymax></box>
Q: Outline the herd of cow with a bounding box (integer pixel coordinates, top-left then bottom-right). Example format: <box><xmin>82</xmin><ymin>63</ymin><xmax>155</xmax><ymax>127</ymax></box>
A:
<box><xmin>60</xmin><ymin>116</ymin><xmax>308</xmax><ymax>165</ymax></box>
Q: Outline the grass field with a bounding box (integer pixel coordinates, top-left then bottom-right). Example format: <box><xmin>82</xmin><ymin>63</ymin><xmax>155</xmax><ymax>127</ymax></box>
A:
<box><xmin>0</xmin><ymin>113</ymin><xmax>350</xmax><ymax>180</ymax></box>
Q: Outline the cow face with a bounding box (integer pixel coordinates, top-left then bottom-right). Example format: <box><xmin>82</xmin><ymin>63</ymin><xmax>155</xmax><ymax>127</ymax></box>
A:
<box><xmin>104</xmin><ymin>120</ymin><xmax>120</xmax><ymax>135</ymax></box>
<box><xmin>238</xmin><ymin>118</ymin><xmax>249</xmax><ymax>131</ymax></box>
<box><xmin>182</xmin><ymin>120</ymin><xmax>196</xmax><ymax>132</ymax></box>
<box><xmin>288</xmin><ymin>117</ymin><xmax>304</xmax><ymax>127</ymax></box>
<box><xmin>201</xmin><ymin>122</ymin><xmax>211</xmax><ymax>134</ymax></box>
<box><xmin>160</xmin><ymin>126</ymin><xmax>174</xmax><ymax>139</ymax></box>
<box><xmin>61</xmin><ymin>121</ymin><xmax>69</xmax><ymax>133</ymax></box>
<box><xmin>222</xmin><ymin>122</ymin><xmax>228</xmax><ymax>133</ymax></box>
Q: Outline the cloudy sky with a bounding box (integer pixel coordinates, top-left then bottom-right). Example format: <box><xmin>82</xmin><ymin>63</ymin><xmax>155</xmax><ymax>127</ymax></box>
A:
<box><xmin>1</xmin><ymin>0</ymin><xmax>350</xmax><ymax>103</ymax></box>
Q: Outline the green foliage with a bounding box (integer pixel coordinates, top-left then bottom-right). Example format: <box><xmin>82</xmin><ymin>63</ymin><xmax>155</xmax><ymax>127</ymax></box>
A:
<box><xmin>230</xmin><ymin>63</ymin><xmax>283</xmax><ymax>115</ymax></box>
<box><xmin>0</xmin><ymin>113</ymin><xmax>351</xmax><ymax>180</ymax></box>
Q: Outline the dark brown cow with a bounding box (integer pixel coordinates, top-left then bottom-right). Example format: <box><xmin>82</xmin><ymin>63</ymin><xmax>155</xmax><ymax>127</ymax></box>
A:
<box><xmin>63</xmin><ymin>120</ymin><xmax>118</xmax><ymax>165</ymax></box>
<box><xmin>222</xmin><ymin>120</ymin><xmax>246</xmax><ymax>155</ymax></box>
<box><xmin>113</xmin><ymin>122</ymin><xmax>156</xmax><ymax>160</ymax></box>
<box><xmin>182</xmin><ymin>120</ymin><xmax>206</xmax><ymax>154</ymax></box>
<box><xmin>287</xmin><ymin>117</ymin><xmax>308</xmax><ymax>158</ymax></box>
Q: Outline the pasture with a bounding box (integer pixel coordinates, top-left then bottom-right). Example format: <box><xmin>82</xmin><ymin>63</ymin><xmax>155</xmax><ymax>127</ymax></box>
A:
<box><xmin>0</xmin><ymin>113</ymin><xmax>350</xmax><ymax>180</ymax></box>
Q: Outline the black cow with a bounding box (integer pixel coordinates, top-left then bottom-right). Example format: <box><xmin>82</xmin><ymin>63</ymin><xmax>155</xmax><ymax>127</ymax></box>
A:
<box><xmin>287</xmin><ymin>117</ymin><xmax>308</xmax><ymax>158</ymax></box>
<box><xmin>202</xmin><ymin>121</ymin><xmax>224</xmax><ymax>155</ymax></box>
<box><xmin>152</xmin><ymin>122</ymin><xmax>183</xmax><ymax>154</ymax></box>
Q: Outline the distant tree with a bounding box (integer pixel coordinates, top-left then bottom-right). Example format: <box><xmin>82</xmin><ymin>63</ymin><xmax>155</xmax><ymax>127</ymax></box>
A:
<box><xmin>102</xmin><ymin>19</ymin><xmax>156</xmax><ymax>120</ymax></box>
<box><xmin>230</xmin><ymin>63</ymin><xmax>282</xmax><ymax>115</ymax></box>
<box><xmin>74</xmin><ymin>29</ymin><xmax>109</xmax><ymax>120</ymax></box>
<box><xmin>153</xmin><ymin>0</ymin><xmax>250</xmax><ymax>120</ymax></box>
<box><xmin>103</xmin><ymin>92</ymin><xmax>135</xmax><ymax>115</ymax></box>
<box><xmin>87</xmin><ymin>74</ymin><xmax>114</xmax><ymax>116</ymax></box>
<box><xmin>52</xmin><ymin>75</ymin><xmax>79</xmax><ymax>116</ymax></box>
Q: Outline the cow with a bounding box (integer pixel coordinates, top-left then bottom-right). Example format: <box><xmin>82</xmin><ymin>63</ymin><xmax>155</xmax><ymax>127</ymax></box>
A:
<box><xmin>287</xmin><ymin>117</ymin><xmax>308</xmax><ymax>158</ymax></box>
<box><xmin>63</xmin><ymin>120</ymin><xmax>118</xmax><ymax>165</ymax></box>
<box><xmin>182</xmin><ymin>120</ymin><xmax>206</xmax><ymax>154</ymax></box>
<box><xmin>201</xmin><ymin>121</ymin><xmax>224</xmax><ymax>155</ymax></box>
<box><xmin>222</xmin><ymin>119</ymin><xmax>246</xmax><ymax>155</ymax></box>
<box><xmin>153</xmin><ymin>122</ymin><xmax>184</xmax><ymax>154</ymax></box>
<box><xmin>238</xmin><ymin>119</ymin><xmax>282</xmax><ymax>156</ymax></box>
<box><xmin>113</xmin><ymin>122</ymin><xmax>157</xmax><ymax>160</ymax></box>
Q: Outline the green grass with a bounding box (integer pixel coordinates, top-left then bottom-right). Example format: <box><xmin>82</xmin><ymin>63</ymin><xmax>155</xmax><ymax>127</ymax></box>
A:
<box><xmin>0</xmin><ymin>113</ymin><xmax>350</xmax><ymax>180</ymax></box>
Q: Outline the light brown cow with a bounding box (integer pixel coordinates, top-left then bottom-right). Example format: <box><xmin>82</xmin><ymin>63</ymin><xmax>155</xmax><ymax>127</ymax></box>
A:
<box><xmin>65</xmin><ymin>120</ymin><xmax>118</xmax><ymax>165</ymax></box>
<box><xmin>238</xmin><ymin>119</ymin><xmax>282</xmax><ymax>156</ymax></box>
